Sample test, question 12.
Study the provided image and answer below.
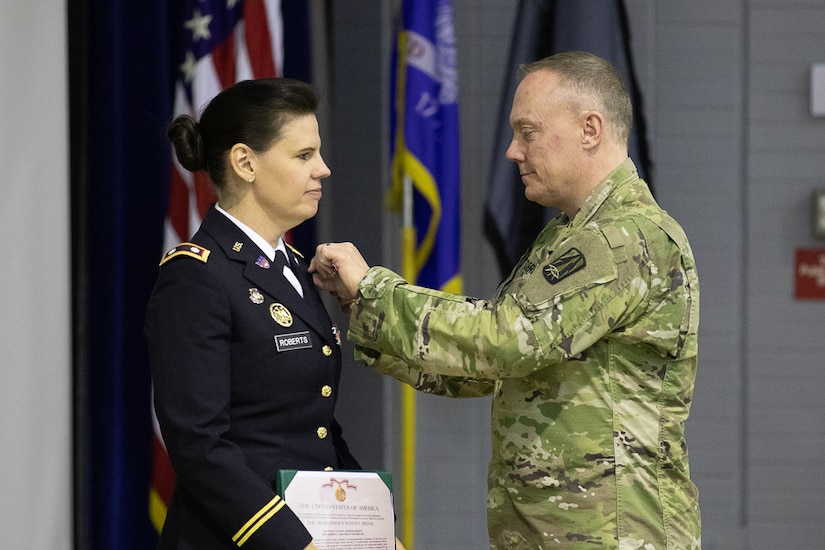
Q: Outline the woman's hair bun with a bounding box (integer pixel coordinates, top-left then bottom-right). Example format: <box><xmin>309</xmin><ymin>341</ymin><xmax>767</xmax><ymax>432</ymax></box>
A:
<box><xmin>167</xmin><ymin>115</ymin><xmax>207</xmax><ymax>172</ymax></box>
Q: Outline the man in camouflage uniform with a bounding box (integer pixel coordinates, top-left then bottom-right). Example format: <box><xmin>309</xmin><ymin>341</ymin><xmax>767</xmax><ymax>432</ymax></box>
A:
<box><xmin>311</xmin><ymin>51</ymin><xmax>701</xmax><ymax>549</ymax></box>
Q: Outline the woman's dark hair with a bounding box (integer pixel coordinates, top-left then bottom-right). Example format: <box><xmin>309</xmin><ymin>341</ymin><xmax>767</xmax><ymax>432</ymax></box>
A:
<box><xmin>167</xmin><ymin>78</ymin><xmax>319</xmax><ymax>189</ymax></box>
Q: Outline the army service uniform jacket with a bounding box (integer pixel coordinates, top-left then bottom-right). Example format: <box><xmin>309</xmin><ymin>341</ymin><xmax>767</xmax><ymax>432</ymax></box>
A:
<box><xmin>145</xmin><ymin>206</ymin><xmax>359</xmax><ymax>550</ymax></box>
<box><xmin>348</xmin><ymin>159</ymin><xmax>701</xmax><ymax>549</ymax></box>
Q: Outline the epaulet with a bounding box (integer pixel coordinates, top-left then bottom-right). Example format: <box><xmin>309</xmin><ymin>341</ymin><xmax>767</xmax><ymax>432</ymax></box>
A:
<box><xmin>159</xmin><ymin>242</ymin><xmax>211</xmax><ymax>266</ymax></box>
<box><xmin>285</xmin><ymin>242</ymin><xmax>304</xmax><ymax>259</ymax></box>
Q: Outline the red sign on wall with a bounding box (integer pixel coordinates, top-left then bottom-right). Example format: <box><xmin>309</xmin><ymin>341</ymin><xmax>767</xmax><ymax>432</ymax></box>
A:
<box><xmin>795</xmin><ymin>248</ymin><xmax>825</xmax><ymax>300</ymax></box>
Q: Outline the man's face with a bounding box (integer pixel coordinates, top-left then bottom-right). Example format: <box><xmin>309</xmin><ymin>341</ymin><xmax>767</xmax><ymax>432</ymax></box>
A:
<box><xmin>505</xmin><ymin>70</ymin><xmax>584</xmax><ymax>212</ymax></box>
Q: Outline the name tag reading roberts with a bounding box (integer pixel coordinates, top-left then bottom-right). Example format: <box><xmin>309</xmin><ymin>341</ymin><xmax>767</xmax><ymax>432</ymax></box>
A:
<box><xmin>275</xmin><ymin>331</ymin><xmax>313</xmax><ymax>352</ymax></box>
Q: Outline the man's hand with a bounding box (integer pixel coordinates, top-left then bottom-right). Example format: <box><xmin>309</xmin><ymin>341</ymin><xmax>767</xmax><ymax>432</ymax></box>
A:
<box><xmin>309</xmin><ymin>242</ymin><xmax>370</xmax><ymax>311</ymax></box>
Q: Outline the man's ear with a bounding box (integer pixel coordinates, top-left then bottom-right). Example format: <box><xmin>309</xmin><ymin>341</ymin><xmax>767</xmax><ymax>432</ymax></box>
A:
<box><xmin>229</xmin><ymin>143</ymin><xmax>256</xmax><ymax>182</ymax></box>
<box><xmin>581</xmin><ymin>111</ymin><xmax>605</xmax><ymax>150</ymax></box>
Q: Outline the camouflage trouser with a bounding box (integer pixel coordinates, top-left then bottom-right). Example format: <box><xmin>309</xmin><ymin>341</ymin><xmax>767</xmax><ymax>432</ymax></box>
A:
<box><xmin>486</xmin><ymin>482</ymin><xmax>701</xmax><ymax>549</ymax></box>
<box><xmin>487</xmin><ymin>485</ymin><xmax>618</xmax><ymax>549</ymax></box>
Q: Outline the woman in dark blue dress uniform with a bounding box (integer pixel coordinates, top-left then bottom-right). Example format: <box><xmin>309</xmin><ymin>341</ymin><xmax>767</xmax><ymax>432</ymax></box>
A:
<box><xmin>145</xmin><ymin>78</ymin><xmax>359</xmax><ymax>550</ymax></box>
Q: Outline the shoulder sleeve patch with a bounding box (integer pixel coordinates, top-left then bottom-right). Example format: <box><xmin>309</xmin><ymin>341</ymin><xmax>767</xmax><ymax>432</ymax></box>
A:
<box><xmin>159</xmin><ymin>242</ymin><xmax>211</xmax><ymax>266</ymax></box>
<box><xmin>542</xmin><ymin>247</ymin><xmax>586</xmax><ymax>284</ymax></box>
<box><xmin>285</xmin><ymin>242</ymin><xmax>304</xmax><ymax>259</ymax></box>
<box><xmin>520</xmin><ymin>229</ymin><xmax>617</xmax><ymax>305</ymax></box>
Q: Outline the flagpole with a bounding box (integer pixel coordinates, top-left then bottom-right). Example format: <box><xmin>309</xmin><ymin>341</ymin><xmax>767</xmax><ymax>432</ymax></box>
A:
<box><xmin>393</xmin><ymin>1</ymin><xmax>461</xmax><ymax>544</ymax></box>
<box><xmin>400</xmin><ymin>174</ymin><xmax>416</xmax><ymax>549</ymax></box>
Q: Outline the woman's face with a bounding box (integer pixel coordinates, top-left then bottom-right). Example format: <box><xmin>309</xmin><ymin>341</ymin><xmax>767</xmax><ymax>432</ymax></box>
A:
<box><xmin>250</xmin><ymin>114</ymin><xmax>331</xmax><ymax>230</ymax></box>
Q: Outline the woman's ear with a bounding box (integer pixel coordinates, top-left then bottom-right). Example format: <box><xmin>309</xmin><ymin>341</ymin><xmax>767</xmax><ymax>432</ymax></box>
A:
<box><xmin>229</xmin><ymin>143</ymin><xmax>256</xmax><ymax>182</ymax></box>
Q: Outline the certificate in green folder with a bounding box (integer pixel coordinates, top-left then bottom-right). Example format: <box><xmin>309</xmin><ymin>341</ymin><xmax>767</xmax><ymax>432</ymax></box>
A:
<box><xmin>277</xmin><ymin>470</ymin><xmax>395</xmax><ymax>549</ymax></box>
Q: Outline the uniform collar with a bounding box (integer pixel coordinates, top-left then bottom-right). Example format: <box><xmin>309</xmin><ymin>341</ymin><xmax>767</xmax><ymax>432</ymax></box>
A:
<box><xmin>214</xmin><ymin>203</ymin><xmax>287</xmax><ymax>262</ymax></box>
<box><xmin>202</xmin><ymin>205</ymin><xmax>332</xmax><ymax>341</ymax></box>
<box><xmin>569</xmin><ymin>158</ymin><xmax>639</xmax><ymax>228</ymax></box>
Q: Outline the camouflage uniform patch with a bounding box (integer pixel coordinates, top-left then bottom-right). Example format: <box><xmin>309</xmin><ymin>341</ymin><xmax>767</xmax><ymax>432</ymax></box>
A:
<box><xmin>542</xmin><ymin>247</ymin><xmax>586</xmax><ymax>284</ymax></box>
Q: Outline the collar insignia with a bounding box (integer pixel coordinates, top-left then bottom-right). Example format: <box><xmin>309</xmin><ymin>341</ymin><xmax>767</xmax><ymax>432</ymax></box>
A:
<box><xmin>285</xmin><ymin>242</ymin><xmax>304</xmax><ymax>259</ymax></box>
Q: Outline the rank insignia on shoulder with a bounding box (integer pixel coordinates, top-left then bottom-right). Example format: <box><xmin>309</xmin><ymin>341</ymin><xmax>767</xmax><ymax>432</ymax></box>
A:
<box><xmin>159</xmin><ymin>242</ymin><xmax>210</xmax><ymax>266</ymax></box>
<box><xmin>543</xmin><ymin>247</ymin><xmax>586</xmax><ymax>284</ymax></box>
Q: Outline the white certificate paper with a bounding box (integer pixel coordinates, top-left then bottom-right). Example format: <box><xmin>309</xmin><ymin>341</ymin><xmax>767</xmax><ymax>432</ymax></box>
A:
<box><xmin>279</xmin><ymin>470</ymin><xmax>395</xmax><ymax>550</ymax></box>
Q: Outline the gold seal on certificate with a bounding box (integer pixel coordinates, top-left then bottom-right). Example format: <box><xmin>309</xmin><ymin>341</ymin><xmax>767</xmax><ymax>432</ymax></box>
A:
<box><xmin>278</xmin><ymin>470</ymin><xmax>395</xmax><ymax>549</ymax></box>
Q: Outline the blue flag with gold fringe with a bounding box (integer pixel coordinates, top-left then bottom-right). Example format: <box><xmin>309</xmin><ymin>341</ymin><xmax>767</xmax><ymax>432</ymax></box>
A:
<box><xmin>389</xmin><ymin>2</ymin><xmax>461</xmax><ymax>547</ymax></box>
<box><xmin>390</xmin><ymin>0</ymin><xmax>461</xmax><ymax>292</ymax></box>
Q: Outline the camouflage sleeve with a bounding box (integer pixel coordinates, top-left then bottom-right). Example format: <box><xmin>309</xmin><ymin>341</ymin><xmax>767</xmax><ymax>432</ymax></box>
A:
<box><xmin>354</xmin><ymin>346</ymin><xmax>495</xmax><ymax>398</ymax></box>
<box><xmin>347</xmin><ymin>225</ymin><xmax>654</xmax><ymax>380</ymax></box>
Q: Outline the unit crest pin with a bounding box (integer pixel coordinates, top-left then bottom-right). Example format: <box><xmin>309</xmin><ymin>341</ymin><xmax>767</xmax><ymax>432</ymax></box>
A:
<box><xmin>248</xmin><ymin>288</ymin><xmax>264</xmax><ymax>305</ymax></box>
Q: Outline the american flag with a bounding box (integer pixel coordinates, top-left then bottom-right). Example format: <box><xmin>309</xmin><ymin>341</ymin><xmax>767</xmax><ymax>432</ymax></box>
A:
<box><xmin>149</xmin><ymin>0</ymin><xmax>286</xmax><ymax>533</ymax></box>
